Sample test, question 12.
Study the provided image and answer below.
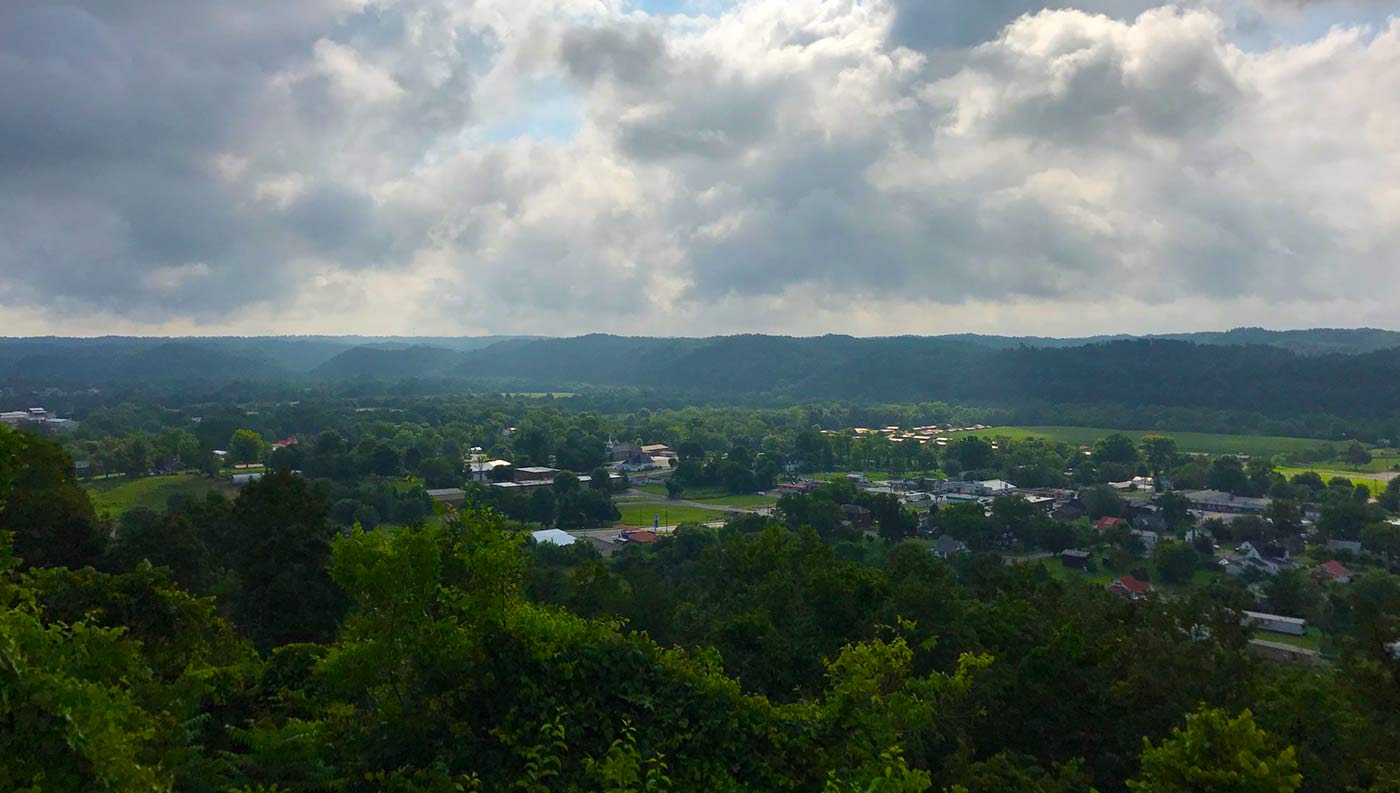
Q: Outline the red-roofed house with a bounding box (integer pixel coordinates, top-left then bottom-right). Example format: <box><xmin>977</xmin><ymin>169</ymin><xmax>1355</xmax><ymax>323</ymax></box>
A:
<box><xmin>1107</xmin><ymin>575</ymin><xmax>1153</xmax><ymax>598</ymax></box>
<box><xmin>620</xmin><ymin>530</ymin><xmax>659</xmax><ymax>545</ymax></box>
<box><xmin>270</xmin><ymin>436</ymin><xmax>299</xmax><ymax>450</ymax></box>
<box><xmin>1094</xmin><ymin>516</ymin><xmax>1126</xmax><ymax>532</ymax></box>
<box><xmin>1313</xmin><ymin>560</ymin><xmax>1353</xmax><ymax>584</ymax></box>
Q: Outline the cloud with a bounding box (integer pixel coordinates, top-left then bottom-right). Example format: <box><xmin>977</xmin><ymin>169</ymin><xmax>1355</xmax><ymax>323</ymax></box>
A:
<box><xmin>0</xmin><ymin>0</ymin><xmax>1397</xmax><ymax>337</ymax></box>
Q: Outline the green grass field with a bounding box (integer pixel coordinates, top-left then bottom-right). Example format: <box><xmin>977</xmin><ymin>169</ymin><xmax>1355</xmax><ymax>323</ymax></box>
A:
<box><xmin>635</xmin><ymin>484</ymin><xmax>776</xmax><ymax>509</ymax></box>
<box><xmin>964</xmin><ymin>426</ymin><xmax>1336</xmax><ymax>458</ymax></box>
<box><xmin>85</xmin><ymin>473</ymin><xmax>238</xmax><ymax>515</ymax></box>
<box><xmin>1276</xmin><ymin>466</ymin><xmax>1394</xmax><ymax>495</ymax></box>
<box><xmin>616</xmin><ymin>503</ymin><xmax>726</xmax><ymax>527</ymax></box>
<box><xmin>1038</xmin><ymin>556</ymin><xmax>1220</xmax><ymax>593</ymax></box>
<box><xmin>1253</xmin><ymin>626</ymin><xmax>1326</xmax><ymax>652</ymax></box>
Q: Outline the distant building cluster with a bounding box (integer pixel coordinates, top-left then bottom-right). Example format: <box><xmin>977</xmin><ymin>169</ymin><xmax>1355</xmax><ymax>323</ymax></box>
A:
<box><xmin>825</xmin><ymin>424</ymin><xmax>992</xmax><ymax>447</ymax></box>
<box><xmin>0</xmin><ymin>406</ymin><xmax>76</xmax><ymax>431</ymax></box>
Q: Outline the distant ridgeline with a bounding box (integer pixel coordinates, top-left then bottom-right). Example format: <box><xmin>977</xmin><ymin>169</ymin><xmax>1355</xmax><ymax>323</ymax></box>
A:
<box><xmin>4</xmin><ymin>329</ymin><xmax>1400</xmax><ymax>420</ymax></box>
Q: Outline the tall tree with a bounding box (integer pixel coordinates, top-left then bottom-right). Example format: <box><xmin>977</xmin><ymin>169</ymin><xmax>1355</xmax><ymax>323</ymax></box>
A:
<box><xmin>228</xmin><ymin>429</ymin><xmax>266</xmax><ymax>465</ymax></box>
<box><xmin>1129</xmin><ymin>708</ymin><xmax>1301</xmax><ymax>793</ymax></box>
<box><xmin>0</xmin><ymin>429</ymin><xmax>106</xmax><ymax>569</ymax></box>
<box><xmin>228</xmin><ymin>470</ymin><xmax>344</xmax><ymax>649</ymax></box>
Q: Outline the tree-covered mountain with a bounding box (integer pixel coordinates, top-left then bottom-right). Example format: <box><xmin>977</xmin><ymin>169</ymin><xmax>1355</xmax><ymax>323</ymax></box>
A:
<box><xmin>6</xmin><ymin>331</ymin><xmax>1400</xmax><ymax>421</ymax></box>
<box><xmin>311</xmin><ymin>344</ymin><xmax>467</xmax><ymax>380</ymax></box>
<box><xmin>442</xmin><ymin>334</ymin><xmax>1400</xmax><ymax>418</ymax></box>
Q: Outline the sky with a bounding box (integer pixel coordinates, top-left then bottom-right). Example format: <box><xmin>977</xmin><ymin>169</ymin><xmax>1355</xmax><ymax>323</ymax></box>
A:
<box><xmin>2</xmin><ymin>0</ymin><xmax>1398</xmax><ymax>338</ymax></box>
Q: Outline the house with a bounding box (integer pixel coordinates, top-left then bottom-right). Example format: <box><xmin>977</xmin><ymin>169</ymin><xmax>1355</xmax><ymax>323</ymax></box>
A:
<box><xmin>1060</xmin><ymin>549</ymin><xmax>1092</xmax><ymax>570</ymax></box>
<box><xmin>469</xmin><ymin>459</ymin><xmax>512</xmax><ymax>482</ymax></box>
<box><xmin>1093</xmin><ymin>516</ymin><xmax>1126</xmax><ymax>532</ymax></box>
<box><xmin>977</xmin><ymin>479</ymin><xmax>1017</xmax><ymax>496</ymax></box>
<box><xmin>230</xmin><ymin>472</ymin><xmax>263</xmax><ymax>486</ymax></box>
<box><xmin>1052</xmin><ymin>501</ymin><xmax>1086</xmax><ymax>522</ymax></box>
<box><xmin>609</xmin><ymin>442</ymin><xmax>644</xmax><ymax>463</ymax></box>
<box><xmin>1180</xmin><ymin>489</ymin><xmax>1270</xmax><ymax>515</ymax></box>
<box><xmin>640</xmin><ymin>444</ymin><xmax>675</xmax><ymax>458</ymax></box>
<box><xmin>1313</xmin><ymin>560</ymin><xmax>1352</xmax><ymax>584</ymax></box>
<box><xmin>1107</xmin><ymin>575</ymin><xmax>1153</xmax><ymax>598</ymax></box>
<box><xmin>270</xmin><ymin>436</ymin><xmax>299</xmax><ymax>450</ymax></box>
<box><xmin>1327</xmin><ymin>539</ymin><xmax>1363</xmax><ymax>554</ymax></box>
<box><xmin>841</xmin><ymin>504</ymin><xmax>874</xmax><ymax>528</ymax></box>
<box><xmin>619</xmin><ymin>529</ymin><xmax>659</xmax><ymax>545</ymax></box>
<box><xmin>932</xmin><ymin>536</ymin><xmax>968</xmax><ymax>559</ymax></box>
<box><xmin>531</xmin><ymin>528</ymin><xmax>577</xmax><ymax>547</ymax></box>
<box><xmin>1019</xmin><ymin>494</ymin><xmax>1056</xmax><ymax>511</ymax></box>
<box><xmin>1225</xmin><ymin>542</ymin><xmax>1293</xmax><ymax>577</ymax></box>
<box><xmin>619</xmin><ymin>451</ymin><xmax>661</xmax><ymax>472</ymax></box>
<box><xmin>777</xmin><ymin>481</ymin><xmax>818</xmax><ymax>494</ymax></box>
<box><xmin>1131</xmin><ymin>529</ymin><xmax>1160</xmax><ymax>555</ymax></box>
<box><xmin>1242</xmin><ymin>610</ymin><xmax>1307</xmax><ymax>637</ymax></box>
<box><xmin>427</xmin><ymin>488</ymin><xmax>467</xmax><ymax>507</ymax></box>
<box><xmin>514</xmin><ymin>466</ymin><xmax>561</xmax><ymax>483</ymax></box>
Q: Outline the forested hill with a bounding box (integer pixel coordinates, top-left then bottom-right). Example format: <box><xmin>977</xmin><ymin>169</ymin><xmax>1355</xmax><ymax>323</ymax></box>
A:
<box><xmin>446</xmin><ymin>334</ymin><xmax>1400</xmax><ymax>417</ymax></box>
<box><xmin>7</xmin><ymin>331</ymin><xmax>1400</xmax><ymax>419</ymax></box>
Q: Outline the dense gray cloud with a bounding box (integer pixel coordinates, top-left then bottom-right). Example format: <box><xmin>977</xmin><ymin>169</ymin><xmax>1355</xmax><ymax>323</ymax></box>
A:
<box><xmin>0</xmin><ymin>0</ymin><xmax>1397</xmax><ymax>336</ymax></box>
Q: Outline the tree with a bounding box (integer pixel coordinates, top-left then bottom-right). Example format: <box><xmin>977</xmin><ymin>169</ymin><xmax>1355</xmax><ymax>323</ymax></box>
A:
<box><xmin>0</xmin><ymin>430</ymin><xmax>106</xmax><ymax>569</ymax></box>
<box><xmin>416</xmin><ymin>455</ymin><xmax>460</xmax><ymax>489</ymax></box>
<box><xmin>1380</xmin><ymin>477</ymin><xmax>1400</xmax><ymax>513</ymax></box>
<box><xmin>228</xmin><ymin>470</ymin><xmax>344</xmax><ymax>649</ymax></box>
<box><xmin>589</xmin><ymin>466</ymin><xmax>613</xmax><ymax>493</ymax></box>
<box><xmin>1129</xmin><ymin>707</ymin><xmax>1301</xmax><ymax>793</ymax></box>
<box><xmin>665</xmin><ymin>478</ymin><xmax>685</xmax><ymax>499</ymax></box>
<box><xmin>1346</xmin><ymin>442</ymin><xmax>1374</xmax><ymax>468</ymax></box>
<box><xmin>1141</xmin><ymin>435</ymin><xmax>1178</xmax><ymax>486</ymax></box>
<box><xmin>1360</xmin><ymin>521</ymin><xmax>1400</xmax><ymax>564</ymax></box>
<box><xmin>528</xmin><ymin>487</ymin><xmax>558</xmax><ymax>527</ymax></box>
<box><xmin>939</xmin><ymin>503</ymin><xmax>992</xmax><ymax>548</ymax></box>
<box><xmin>1207</xmin><ymin>456</ymin><xmax>1250</xmax><ymax>495</ymax></box>
<box><xmin>229</xmin><ymin>429</ymin><xmax>266</xmax><ymax>465</ymax></box>
<box><xmin>1159</xmin><ymin>491</ymin><xmax>1192</xmax><ymax>530</ymax></box>
<box><xmin>951</xmin><ymin>437</ymin><xmax>995</xmax><ymax>472</ymax></box>
<box><xmin>1153</xmin><ymin>542</ymin><xmax>1199</xmax><ymax>585</ymax></box>
<box><xmin>1264</xmin><ymin>571</ymin><xmax>1321</xmax><ymax>618</ymax></box>
<box><xmin>1080</xmin><ymin>485</ymin><xmax>1125</xmax><ymax>520</ymax></box>
<box><xmin>1095</xmin><ymin>433</ymin><xmax>1139</xmax><ymax>466</ymax></box>
<box><xmin>1264</xmin><ymin>499</ymin><xmax>1303</xmax><ymax>537</ymax></box>
<box><xmin>868</xmin><ymin>493</ymin><xmax>916</xmax><ymax>543</ymax></box>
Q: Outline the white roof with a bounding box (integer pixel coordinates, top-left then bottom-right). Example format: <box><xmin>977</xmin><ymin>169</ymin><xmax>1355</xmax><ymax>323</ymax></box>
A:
<box><xmin>531</xmin><ymin>529</ymin><xmax>577</xmax><ymax>547</ymax></box>
<box><xmin>978</xmin><ymin>479</ymin><xmax>1015</xmax><ymax>491</ymax></box>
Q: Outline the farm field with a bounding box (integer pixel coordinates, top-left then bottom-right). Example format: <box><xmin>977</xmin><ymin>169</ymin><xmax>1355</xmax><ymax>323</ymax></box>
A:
<box><xmin>85</xmin><ymin>473</ymin><xmax>238</xmax><ymax>515</ymax></box>
<box><xmin>615</xmin><ymin>503</ymin><xmax>725</xmax><ymax>528</ymax></box>
<box><xmin>963</xmin><ymin>426</ymin><xmax>1337</xmax><ymax>458</ymax></box>
<box><xmin>1276</xmin><ymin>466</ymin><xmax>1395</xmax><ymax>495</ymax></box>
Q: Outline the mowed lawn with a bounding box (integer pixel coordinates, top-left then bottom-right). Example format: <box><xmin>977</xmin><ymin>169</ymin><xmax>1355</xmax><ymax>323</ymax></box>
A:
<box><xmin>635</xmin><ymin>484</ymin><xmax>776</xmax><ymax>508</ymax></box>
<box><xmin>965</xmin><ymin>426</ymin><xmax>1335</xmax><ymax>458</ymax></box>
<box><xmin>85</xmin><ymin>473</ymin><xmax>238</xmax><ymax>515</ymax></box>
<box><xmin>615</xmin><ymin>503</ymin><xmax>727</xmax><ymax>527</ymax></box>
